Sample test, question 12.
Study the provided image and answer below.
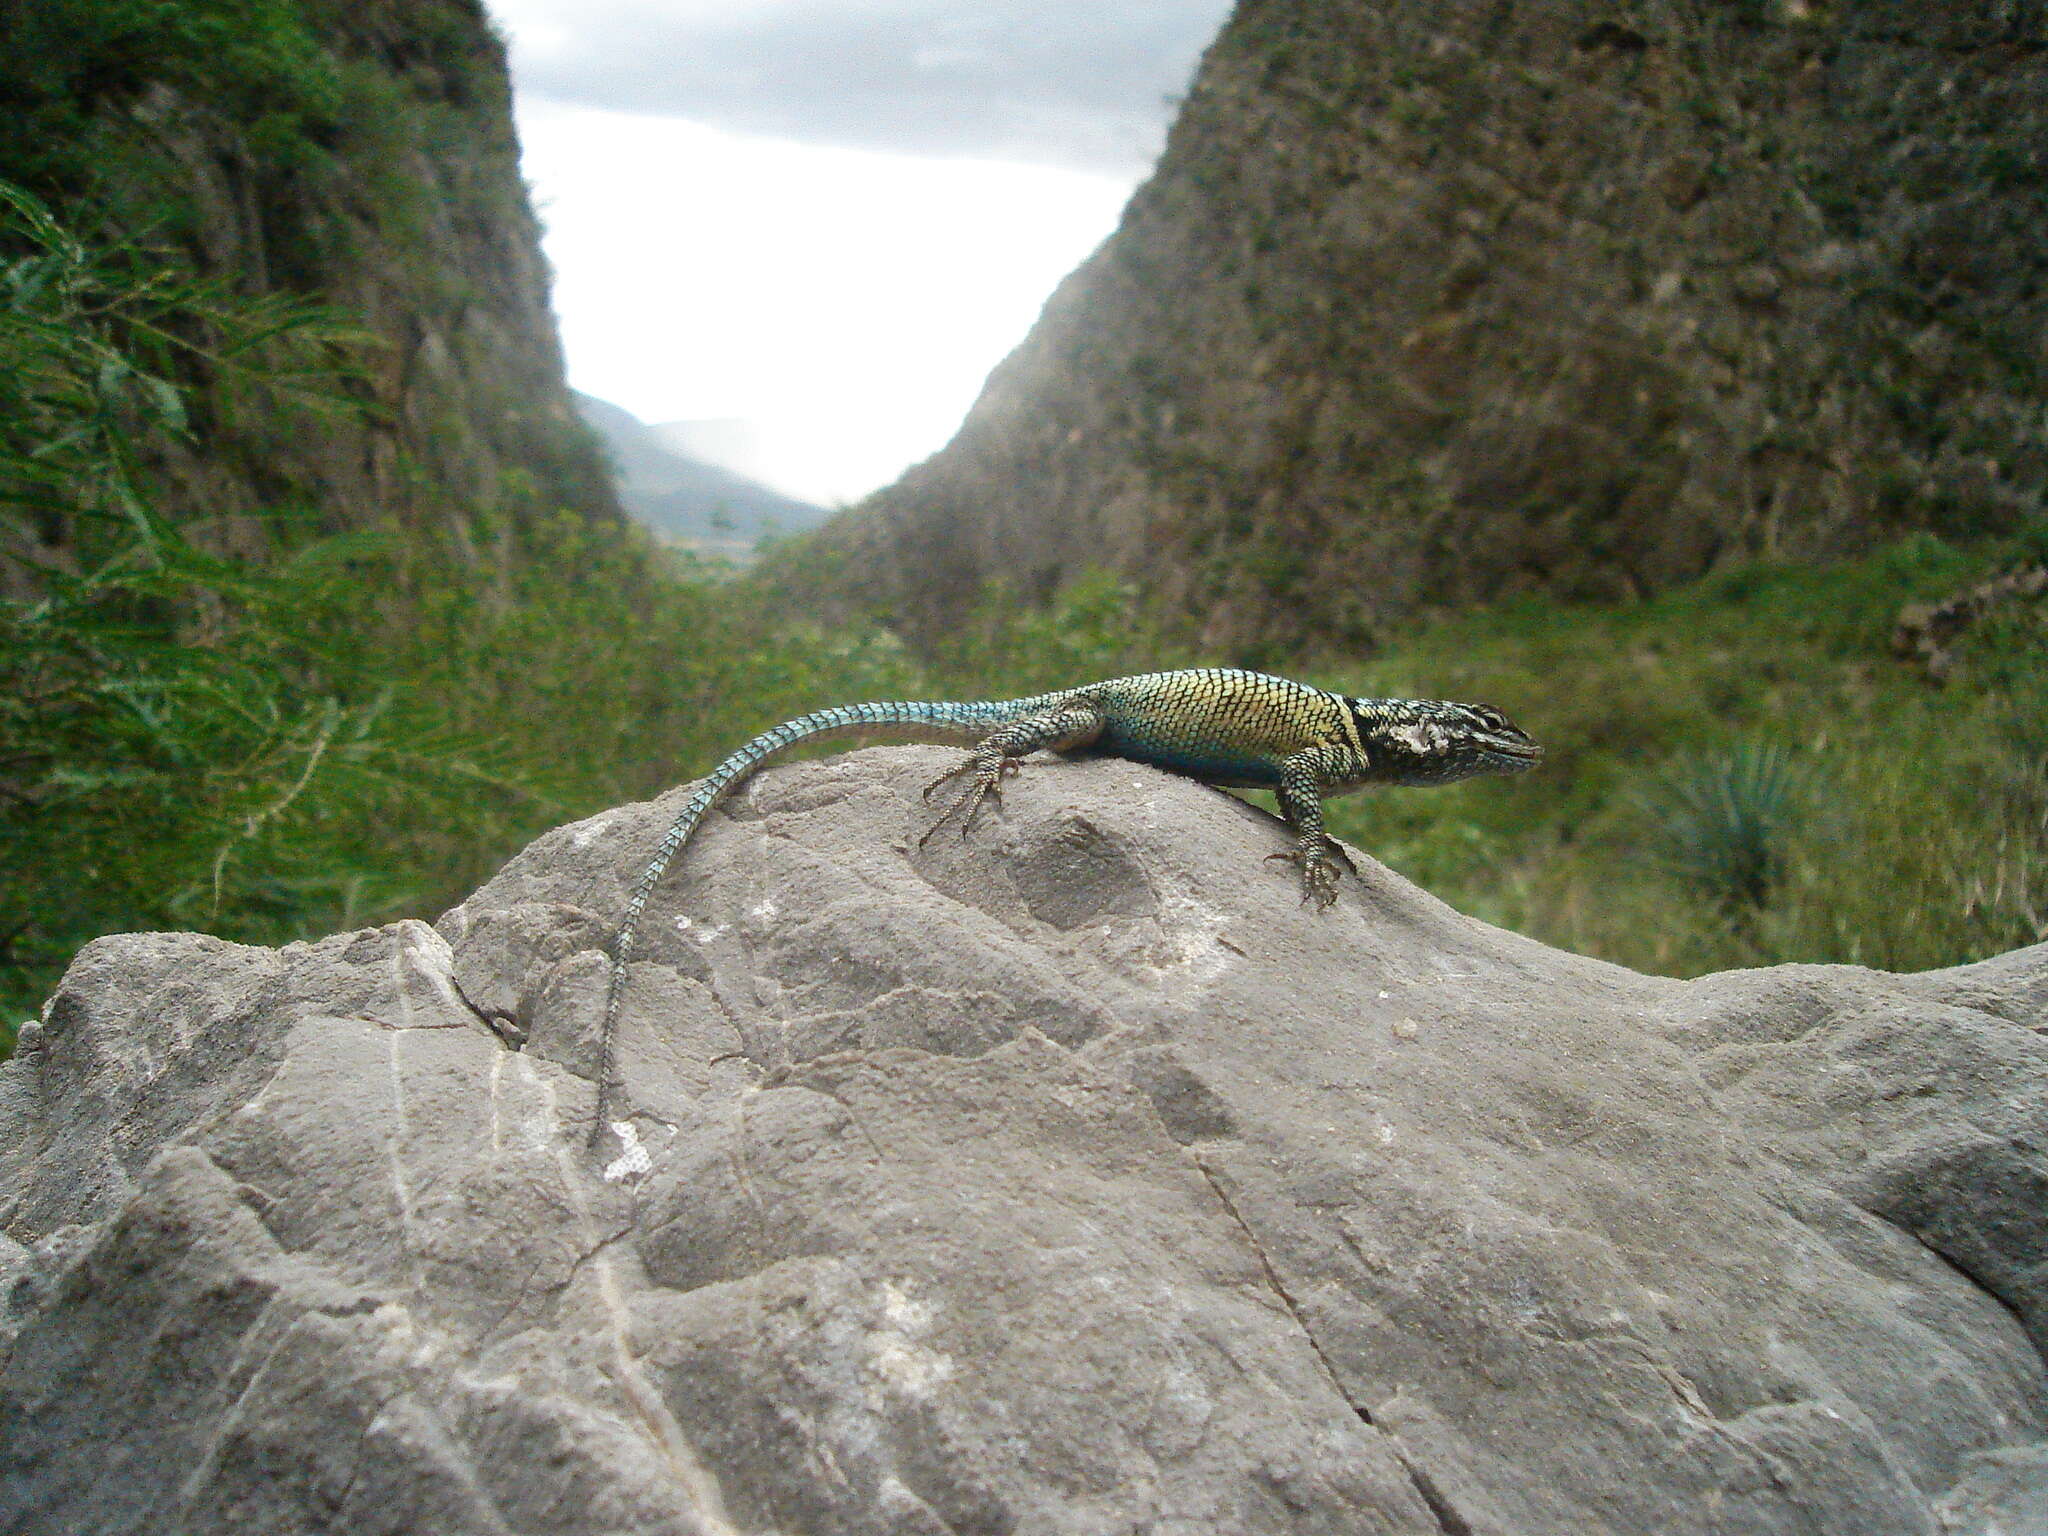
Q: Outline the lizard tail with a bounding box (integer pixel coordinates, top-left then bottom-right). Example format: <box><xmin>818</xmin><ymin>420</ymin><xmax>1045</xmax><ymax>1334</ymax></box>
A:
<box><xmin>590</xmin><ymin>697</ymin><xmax>1050</xmax><ymax>1141</ymax></box>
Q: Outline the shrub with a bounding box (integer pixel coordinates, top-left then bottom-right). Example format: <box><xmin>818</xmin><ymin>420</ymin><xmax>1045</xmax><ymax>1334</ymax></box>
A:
<box><xmin>0</xmin><ymin>181</ymin><xmax>460</xmax><ymax>1033</ymax></box>
<box><xmin>1637</xmin><ymin>742</ymin><xmax>1808</xmax><ymax>913</ymax></box>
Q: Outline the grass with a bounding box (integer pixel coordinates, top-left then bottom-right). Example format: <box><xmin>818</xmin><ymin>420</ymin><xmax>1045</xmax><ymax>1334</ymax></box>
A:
<box><xmin>1304</xmin><ymin>536</ymin><xmax>2048</xmax><ymax>976</ymax></box>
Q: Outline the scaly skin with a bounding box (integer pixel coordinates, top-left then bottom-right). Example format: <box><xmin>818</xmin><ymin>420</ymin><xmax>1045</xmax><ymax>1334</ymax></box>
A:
<box><xmin>590</xmin><ymin>668</ymin><xmax>1540</xmax><ymax>1140</ymax></box>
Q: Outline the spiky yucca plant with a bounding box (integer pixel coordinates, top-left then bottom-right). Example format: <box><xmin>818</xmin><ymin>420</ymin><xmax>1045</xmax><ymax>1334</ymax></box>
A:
<box><xmin>1639</xmin><ymin>742</ymin><xmax>1808</xmax><ymax>913</ymax></box>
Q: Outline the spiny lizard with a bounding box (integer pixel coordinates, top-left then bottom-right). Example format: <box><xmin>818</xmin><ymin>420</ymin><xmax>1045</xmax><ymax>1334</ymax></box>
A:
<box><xmin>591</xmin><ymin>667</ymin><xmax>1539</xmax><ymax>1138</ymax></box>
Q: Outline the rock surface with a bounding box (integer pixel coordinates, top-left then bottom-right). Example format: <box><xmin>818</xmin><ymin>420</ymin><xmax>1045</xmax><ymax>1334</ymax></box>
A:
<box><xmin>3</xmin><ymin>749</ymin><xmax>2046</xmax><ymax>1534</ymax></box>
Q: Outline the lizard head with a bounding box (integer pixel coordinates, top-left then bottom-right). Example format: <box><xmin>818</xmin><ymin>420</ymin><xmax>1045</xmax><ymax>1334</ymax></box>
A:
<box><xmin>1347</xmin><ymin>698</ymin><xmax>1543</xmax><ymax>786</ymax></box>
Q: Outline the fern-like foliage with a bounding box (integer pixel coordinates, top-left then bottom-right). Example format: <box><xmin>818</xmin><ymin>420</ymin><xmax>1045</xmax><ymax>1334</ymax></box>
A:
<box><xmin>0</xmin><ymin>181</ymin><xmax>489</xmax><ymax>1034</ymax></box>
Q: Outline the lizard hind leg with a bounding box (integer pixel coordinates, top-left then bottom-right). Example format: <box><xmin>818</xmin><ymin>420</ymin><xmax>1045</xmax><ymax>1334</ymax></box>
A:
<box><xmin>916</xmin><ymin>704</ymin><xmax>1105</xmax><ymax>846</ymax></box>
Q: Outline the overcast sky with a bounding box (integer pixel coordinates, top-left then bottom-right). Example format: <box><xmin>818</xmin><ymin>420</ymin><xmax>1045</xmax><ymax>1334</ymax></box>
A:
<box><xmin>488</xmin><ymin>0</ymin><xmax>1233</xmax><ymax>503</ymax></box>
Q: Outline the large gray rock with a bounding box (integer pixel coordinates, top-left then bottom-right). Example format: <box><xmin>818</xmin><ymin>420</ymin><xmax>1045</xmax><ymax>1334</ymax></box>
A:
<box><xmin>2</xmin><ymin>748</ymin><xmax>2044</xmax><ymax>1534</ymax></box>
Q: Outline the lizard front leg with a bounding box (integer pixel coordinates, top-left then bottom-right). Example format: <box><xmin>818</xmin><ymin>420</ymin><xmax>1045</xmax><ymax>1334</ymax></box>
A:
<box><xmin>1267</xmin><ymin>747</ymin><xmax>1359</xmax><ymax>908</ymax></box>
<box><xmin>919</xmin><ymin>705</ymin><xmax>1106</xmax><ymax>843</ymax></box>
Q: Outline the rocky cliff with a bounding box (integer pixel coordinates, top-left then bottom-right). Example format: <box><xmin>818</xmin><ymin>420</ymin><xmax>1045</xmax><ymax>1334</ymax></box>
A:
<box><xmin>2</xmin><ymin>0</ymin><xmax>616</xmax><ymax>566</ymax></box>
<box><xmin>3</xmin><ymin>750</ymin><xmax>2044</xmax><ymax>1532</ymax></box>
<box><xmin>830</xmin><ymin>0</ymin><xmax>2048</xmax><ymax>654</ymax></box>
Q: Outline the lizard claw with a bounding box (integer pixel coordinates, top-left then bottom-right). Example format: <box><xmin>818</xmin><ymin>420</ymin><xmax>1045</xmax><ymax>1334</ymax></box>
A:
<box><xmin>920</xmin><ymin>761</ymin><xmax>969</xmax><ymax>804</ymax></box>
<box><xmin>919</xmin><ymin>756</ymin><xmax>1009</xmax><ymax>845</ymax></box>
<box><xmin>955</xmin><ymin>775</ymin><xmax>1001</xmax><ymax>837</ymax></box>
<box><xmin>1266</xmin><ymin>837</ymin><xmax>1351</xmax><ymax>909</ymax></box>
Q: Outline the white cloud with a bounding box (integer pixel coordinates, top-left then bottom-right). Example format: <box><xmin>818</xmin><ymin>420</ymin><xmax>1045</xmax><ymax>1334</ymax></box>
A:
<box><xmin>519</xmin><ymin>100</ymin><xmax>1134</xmax><ymax>503</ymax></box>
<box><xmin>490</xmin><ymin>0</ymin><xmax>1230</xmax><ymax>503</ymax></box>
<box><xmin>493</xmin><ymin>0</ymin><xmax>1231</xmax><ymax>174</ymax></box>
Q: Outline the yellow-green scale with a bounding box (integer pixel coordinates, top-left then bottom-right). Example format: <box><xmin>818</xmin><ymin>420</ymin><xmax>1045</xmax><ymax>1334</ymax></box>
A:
<box><xmin>1073</xmin><ymin>669</ymin><xmax>1339</xmax><ymax>789</ymax></box>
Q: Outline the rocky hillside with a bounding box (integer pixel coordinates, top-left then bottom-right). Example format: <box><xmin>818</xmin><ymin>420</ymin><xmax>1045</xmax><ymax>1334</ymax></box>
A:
<box><xmin>1</xmin><ymin>0</ymin><xmax>616</xmax><ymax>576</ymax></box>
<box><xmin>3</xmin><ymin>749</ymin><xmax>2045</xmax><ymax>1532</ymax></box>
<box><xmin>830</xmin><ymin>0</ymin><xmax>2048</xmax><ymax>653</ymax></box>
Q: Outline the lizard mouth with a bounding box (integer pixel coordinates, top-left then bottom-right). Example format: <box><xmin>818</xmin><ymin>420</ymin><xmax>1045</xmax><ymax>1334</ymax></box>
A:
<box><xmin>1487</xmin><ymin>738</ymin><xmax>1544</xmax><ymax>766</ymax></box>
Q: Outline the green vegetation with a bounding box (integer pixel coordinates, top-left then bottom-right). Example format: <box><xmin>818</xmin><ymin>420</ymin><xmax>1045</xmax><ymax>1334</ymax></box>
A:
<box><xmin>1312</xmin><ymin>537</ymin><xmax>2048</xmax><ymax>978</ymax></box>
<box><xmin>0</xmin><ymin>179</ymin><xmax>404</xmax><ymax>1023</ymax></box>
<box><xmin>0</xmin><ymin>180</ymin><xmax>924</xmax><ymax>1043</ymax></box>
<box><xmin>1636</xmin><ymin>742</ymin><xmax>1807</xmax><ymax>915</ymax></box>
<box><xmin>0</xmin><ymin>0</ymin><xmax>345</xmax><ymax>194</ymax></box>
<box><xmin>4</xmin><ymin>165</ymin><xmax>2038</xmax><ymax>1039</ymax></box>
<box><xmin>0</xmin><ymin>0</ymin><xmax>597</xmax><ymax>560</ymax></box>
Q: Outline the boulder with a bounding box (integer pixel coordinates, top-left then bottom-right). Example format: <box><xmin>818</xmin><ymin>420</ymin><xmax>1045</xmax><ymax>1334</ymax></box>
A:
<box><xmin>2</xmin><ymin>748</ymin><xmax>2044</xmax><ymax>1534</ymax></box>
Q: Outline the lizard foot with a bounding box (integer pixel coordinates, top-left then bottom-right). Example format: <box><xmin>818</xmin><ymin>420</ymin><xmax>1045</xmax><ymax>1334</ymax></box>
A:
<box><xmin>918</xmin><ymin>755</ymin><xmax>1018</xmax><ymax>844</ymax></box>
<box><xmin>1265</xmin><ymin>837</ymin><xmax>1356</xmax><ymax>910</ymax></box>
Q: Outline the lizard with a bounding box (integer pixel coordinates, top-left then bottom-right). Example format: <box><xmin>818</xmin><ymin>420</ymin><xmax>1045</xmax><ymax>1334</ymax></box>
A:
<box><xmin>590</xmin><ymin>667</ymin><xmax>1540</xmax><ymax>1139</ymax></box>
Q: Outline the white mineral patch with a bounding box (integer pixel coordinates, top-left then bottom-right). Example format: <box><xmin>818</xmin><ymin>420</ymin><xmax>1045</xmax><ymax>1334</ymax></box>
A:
<box><xmin>602</xmin><ymin>1121</ymin><xmax>652</xmax><ymax>1182</ymax></box>
<box><xmin>881</xmin><ymin>1281</ymin><xmax>933</xmax><ymax>1332</ymax></box>
<box><xmin>1143</xmin><ymin>893</ymin><xmax>1236</xmax><ymax>986</ymax></box>
<box><xmin>568</xmin><ymin>816</ymin><xmax>613</xmax><ymax>849</ymax></box>
<box><xmin>393</xmin><ymin>921</ymin><xmax>469</xmax><ymax>1027</ymax></box>
<box><xmin>866</xmin><ymin>1281</ymin><xmax>954</xmax><ymax>1403</ymax></box>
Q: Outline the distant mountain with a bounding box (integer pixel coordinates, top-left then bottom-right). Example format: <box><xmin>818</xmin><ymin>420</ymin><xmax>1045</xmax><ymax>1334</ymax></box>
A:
<box><xmin>642</xmin><ymin>419</ymin><xmax>778</xmax><ymax>487</ymax></box>
<box><xmin>573</xmin><ymin>393</ymin><xmax>828</xmax><ymax>560</ymax></box>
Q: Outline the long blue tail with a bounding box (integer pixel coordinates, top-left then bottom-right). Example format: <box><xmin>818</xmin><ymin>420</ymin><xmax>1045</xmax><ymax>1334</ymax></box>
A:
<box><xmin>591</xmin><ymin>696</ymin><xmax>1053</xmax><ymax>1138</ymax></box>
